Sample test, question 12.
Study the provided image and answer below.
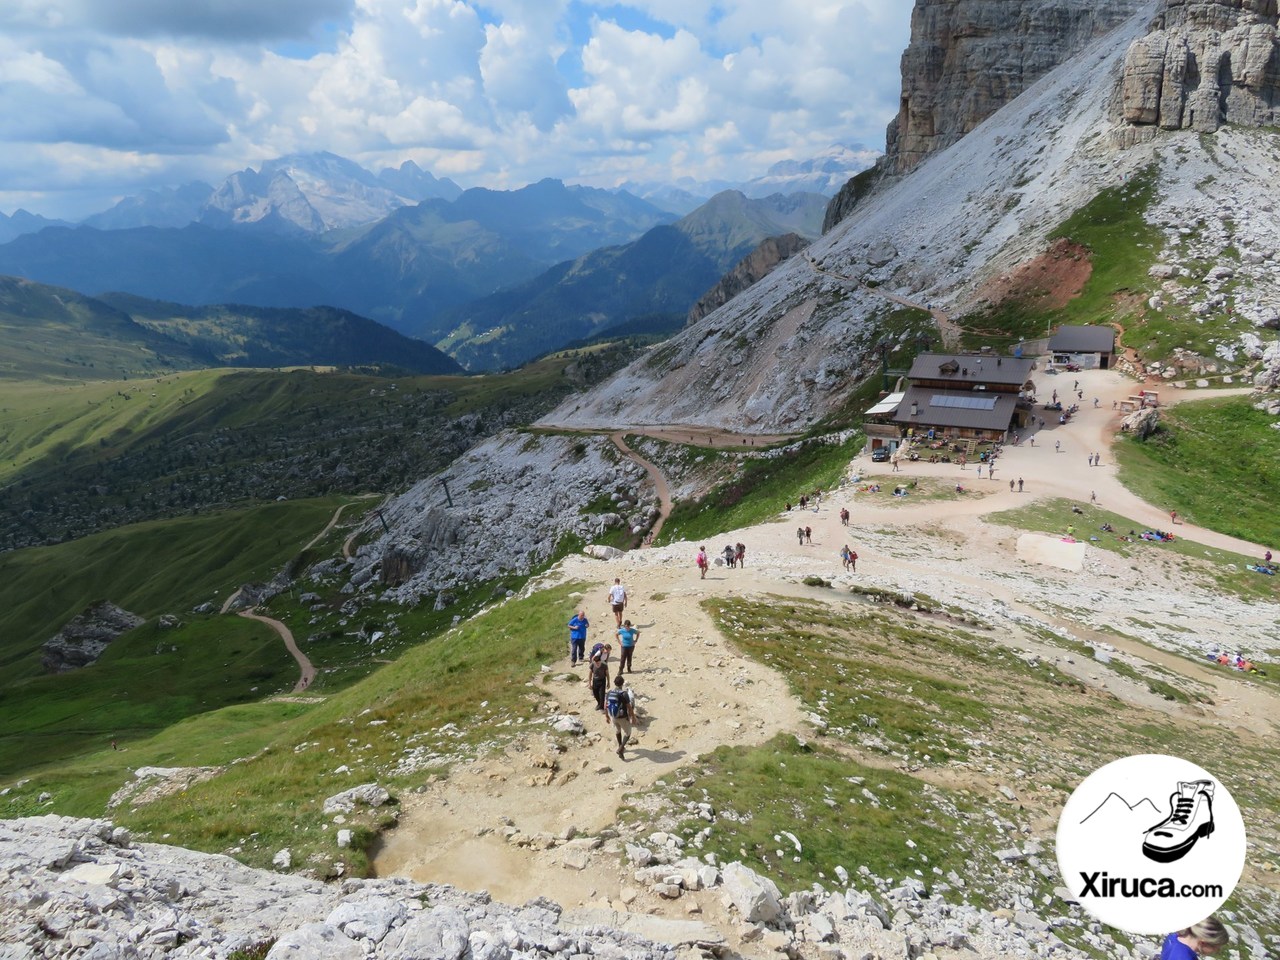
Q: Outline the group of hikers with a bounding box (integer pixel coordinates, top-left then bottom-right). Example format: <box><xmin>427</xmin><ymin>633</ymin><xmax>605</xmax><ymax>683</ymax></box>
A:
<box><xmin>695</xmin><ymin>543</ymin><xmax>746</xmax><ymax>576</ymax></box>
<box><xmin>566</xmin><ymin>578</ymin><xmax>640</xmax><ymax>759</ymax></box>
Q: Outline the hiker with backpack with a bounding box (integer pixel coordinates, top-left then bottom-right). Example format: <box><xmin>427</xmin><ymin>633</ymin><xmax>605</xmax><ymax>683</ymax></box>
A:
<box><xmin>695</xmin><ymin>546</ymin><xmax>709</xmax><ymax>579</ymax></box>
<box><xmin>616</xmin><ymin>619</ymin><xmax>639</xmax><ymax>673</ymax></box>
<box><xmin>587</xmin><ymin>643</ymin><xmax>612</xmax><ymax>712</ymax></box>
<box><xmin>605</xmin><ymin>675</ymin><xmax>637</xmax><ymax>759</ymax></box>
<box><xmin>567</xmin><ymin>609</ymin><xmax>589</xmax><ymax>666</ymax></box>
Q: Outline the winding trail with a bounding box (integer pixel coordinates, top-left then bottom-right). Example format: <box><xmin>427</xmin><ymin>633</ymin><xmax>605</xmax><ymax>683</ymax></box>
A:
<box><xmin>238</xmin><ymin>609</ymin><xmax>315</xmax><ymax>693</ymax></box>
<box><xmin>609</xmin><ymin>432</ymin><xmax>673</xmax><ymax>541</ymax></box>
<box><xmin>303</xmin><ymin>496</ymin><xmax>378</xmax><ymax>554</ymax></box>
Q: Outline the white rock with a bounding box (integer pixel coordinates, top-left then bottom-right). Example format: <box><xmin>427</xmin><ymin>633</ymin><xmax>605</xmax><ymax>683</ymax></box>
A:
<box><xmin>720</xmin><ymin>861</ymin><xmax>784</xmax><ymax>925</ymax></box>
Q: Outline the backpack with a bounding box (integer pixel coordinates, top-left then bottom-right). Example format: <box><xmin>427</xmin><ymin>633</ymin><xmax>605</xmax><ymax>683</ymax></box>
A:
<box><xmin>590</xmin><ymin>642</ymin><xmax>605</xmax><ymax>661</ymax></box>
<box><xmin>605</xmin><ymin>688</ymin><xmax>629</xmax><ymax>718</ymax></box>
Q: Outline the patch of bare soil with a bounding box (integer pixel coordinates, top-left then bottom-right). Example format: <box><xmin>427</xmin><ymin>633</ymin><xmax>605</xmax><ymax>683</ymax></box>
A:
<box><xmin>973</xmin><ymin>237</ymin><xmax>1093</xmax><ymax>313</ymax></box>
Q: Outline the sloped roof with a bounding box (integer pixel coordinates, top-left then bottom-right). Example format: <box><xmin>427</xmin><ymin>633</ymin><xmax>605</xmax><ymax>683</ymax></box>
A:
<box><xmin>866</xmin><ymin>391</ymin><xmax>905</xmax><ymax>416</ymax></box>
<box><xmin>905</xmin><ymin>352</ymin><xmax>1035</xmax><ymax>387</ymax></box>
<box><xmin>892</xmin><ymin>386</ymin><xmax>1020</xmax><ymax>432</ymax></box>
<box><xmin>1050</xmin><ymin>325</ymin><xmax>1116</xmax><ymax>353</ymax></box>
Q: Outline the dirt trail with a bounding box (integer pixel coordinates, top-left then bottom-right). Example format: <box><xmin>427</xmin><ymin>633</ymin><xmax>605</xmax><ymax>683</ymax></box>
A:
<box><xmin>374</xmin><ymin>366</ymin><xmax>1279</xmax><ymax>921</ymax></box>
<box><xmin>238</xmin><ymin>609</ymin><xmax>316</xmax><ymax>693</ymax></box>
<box><xmin>373</xmin><ymin>558</ymin><xmax>810</xmax><ymax>904</ymax></box>
<box><xmin>609</xmin><ymin>432</ymin><xmax>673</xmax><ymax>541</ymax></box>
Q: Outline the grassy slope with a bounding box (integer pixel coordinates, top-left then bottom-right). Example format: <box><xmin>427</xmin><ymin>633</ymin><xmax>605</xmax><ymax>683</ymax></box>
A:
<box><xmin>2</xmin><ymin>581</ymin><xmax>586</xmax><ymax>876</ymax></box>
<box><xmin>1112</xmin><ymin>397</ymin><xmax>1280</xmax><ymax>546</ymax></box>
<box><xmin>0</xmin><ymin>616</ymin><xmax>293</xmax><ymax>777</ymax></box>
<box><xmin>658</xmin><ymin>435</ymin><xmax>863</xmax><ymax>545</ymax></box>
<box><xmin>957</xmin><ymin>168</ymin><xmax>1162</xmax><ymax>351</ymax></box>
<box><xmin>616</xmin><ymin>594</ymin><xmax>1278</xmax><ymax>957</ymax></box>
<box><xmin>0</xmin><ymin>495</ymin><xmax>354</xmax><ymax>678</ymax></box>
<box><xmin>0</xmin><ymin>370</ymin><xmax>229</xmax><ymax>485</ymax></box>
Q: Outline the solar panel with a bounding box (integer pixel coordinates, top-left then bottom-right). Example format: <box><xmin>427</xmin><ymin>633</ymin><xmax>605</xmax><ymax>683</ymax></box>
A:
<box><xmin>930</xmin><ymin>394</ymin><xmax>997</xmax><ymax>410</ymax></box>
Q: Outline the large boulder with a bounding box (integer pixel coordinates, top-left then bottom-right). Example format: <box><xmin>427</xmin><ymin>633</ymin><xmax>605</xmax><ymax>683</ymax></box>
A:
<box><xmin>1121</xmin><ymin>405</ymin><xmax>1161</xmax><ymax>439</ymax></box>
<box><xmin>41</xmin><ymin>602</ymin><xmax>145</xmax><ymax>673</ymax></box>
<box><xmin>720</xmin><ymin>861</ymin><xmax>785</xmax><ymax>925</ymax></box>
<box><xmin>322</xmin><ymin>784</ymin><xmax>391</xmax><ymax>815</ymax></box>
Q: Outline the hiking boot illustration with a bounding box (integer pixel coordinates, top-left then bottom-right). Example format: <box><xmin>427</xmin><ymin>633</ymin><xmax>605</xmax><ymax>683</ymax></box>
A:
<box><xmin>1142</xmin><ymin>780</ymin><xmax>1215</xmax><ymax>863</ymax></box>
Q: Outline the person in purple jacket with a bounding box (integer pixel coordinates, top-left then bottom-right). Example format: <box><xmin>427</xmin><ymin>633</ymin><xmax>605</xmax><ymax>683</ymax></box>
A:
<box><xmin>1160</xmin><ymin>917</ymin><xmax>1228</xmax><ymax>960</ymax></box>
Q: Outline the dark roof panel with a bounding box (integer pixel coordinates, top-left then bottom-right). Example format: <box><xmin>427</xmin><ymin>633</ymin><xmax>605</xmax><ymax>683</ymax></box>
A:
<box><xmin>892</xmin><ymin>386</ymin><xmax>1020</xmax><ymax>432</ymax></box>
<box><xmin>905</xmin><ymin>352</ymin><xmax>1036</xmax><ymax>387</ymax></box>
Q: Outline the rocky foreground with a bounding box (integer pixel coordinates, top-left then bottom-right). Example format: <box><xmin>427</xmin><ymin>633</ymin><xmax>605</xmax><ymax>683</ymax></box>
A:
<box><xmin>1</xmin><ymin>816</ymin><xmax>1131</xmax><ymax>960</ymax></box>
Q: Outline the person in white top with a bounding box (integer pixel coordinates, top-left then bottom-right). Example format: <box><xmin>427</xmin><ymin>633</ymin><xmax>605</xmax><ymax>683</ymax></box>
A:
<box><xmin>607</xmin><ymin>578</ymin><xmax>628</xmax><ymax>626</ymax></box>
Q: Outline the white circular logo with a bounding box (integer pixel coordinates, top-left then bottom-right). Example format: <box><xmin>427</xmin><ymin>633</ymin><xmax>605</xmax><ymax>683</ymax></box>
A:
<box><xmin>1056</xmin><ymin>754</ymin><xmax>1246</xmax><ymax>934</ymax></box>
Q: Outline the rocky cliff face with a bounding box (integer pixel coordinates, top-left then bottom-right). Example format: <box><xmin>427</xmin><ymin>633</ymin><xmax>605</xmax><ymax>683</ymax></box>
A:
<box><xmin>686</xmin><ymin>234</ymin><xmax>810</xmax><ymax>325</ymax></box>
<box><xmin>1121</xmin><ymin>0</ymin><xmax>1280</xmax><ymax>131</ymax></box>
<box><xmin>883</xmin><ymin>0</ymin><xmax>1148</xmax><ymax>174</ymax></box>
<box><xmin>41</xmin><ymin>601</ymin><xmax>145</xmax><ymax>673</ymax></box>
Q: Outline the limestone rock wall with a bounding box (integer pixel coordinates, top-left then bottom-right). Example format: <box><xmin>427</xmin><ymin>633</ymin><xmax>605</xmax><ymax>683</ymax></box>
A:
<box><xmin>884</xmin><ymin>0</ymin><xmax>1148</xmax><ymax>174</ymax></box>
<box><xmin>1121</xmin><ymin>0</ymin><xmax>1280</xmax><ymax>130</ymax></box>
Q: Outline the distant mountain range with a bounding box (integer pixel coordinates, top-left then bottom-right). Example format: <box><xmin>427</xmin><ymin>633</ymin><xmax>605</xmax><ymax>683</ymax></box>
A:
<box><xmin>0</xmin><ymin>147</ymin><xmax>869</xmax><ymax>372</ymax></box>
<box><xmin>0</xmin><ymin>276</ymin><xmax>461</xmax><ymax>380</ymax></box>
<box><xmin>621</xmin><ymin>144</ymin><xmax>881</xmax><ymax>214</ymax></box>
<box><xmin>428</xmin><ymin>191</ymin><xmax>829</xmax><ymax>369</ymax></box>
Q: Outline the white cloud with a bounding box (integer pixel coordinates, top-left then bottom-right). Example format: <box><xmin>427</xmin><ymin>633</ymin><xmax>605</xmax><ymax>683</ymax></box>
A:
<box><xmin>0</xmin><ymin>1</ymin><xmax>912</xmax><ymax>218</ymax></box>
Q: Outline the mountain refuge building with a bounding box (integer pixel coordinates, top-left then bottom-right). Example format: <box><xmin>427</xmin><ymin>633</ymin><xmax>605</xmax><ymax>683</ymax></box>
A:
<box><xmin>865</xmin><ymin>353</ymin><xmax>1037</xmax><ymax>449</ymax></box>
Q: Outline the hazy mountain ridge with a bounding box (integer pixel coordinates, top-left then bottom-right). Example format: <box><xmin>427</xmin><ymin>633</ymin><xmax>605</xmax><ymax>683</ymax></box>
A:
<box><xmin>0</xmin><ymin>276</ymin><xmax>461</xmax><ymax>380</ymax></box>
<box><xmin>621</xmin><ymin>143</ymin><xmax>881</xmax><ymax>214</ymax></box>
<box><xmin>430</xmin><ymin>191</ymin><xmax>828</xmax><ymax>370</ymax></box>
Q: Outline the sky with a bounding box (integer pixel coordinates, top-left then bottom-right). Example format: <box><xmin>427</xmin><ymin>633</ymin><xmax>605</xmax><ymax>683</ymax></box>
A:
<box><xmin>0</xmin><ymin>1</ymin><xmax>912</xmax><ymax>220</ymax></box>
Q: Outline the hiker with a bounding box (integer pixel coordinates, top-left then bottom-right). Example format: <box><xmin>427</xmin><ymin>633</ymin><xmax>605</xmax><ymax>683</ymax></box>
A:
<box><xmin>567</xmin><ymin>609</ymin><xmax>589</xmax><ymax>666</ymax></box>
<box><xmin>695</xmin><ymin>546</ymin><xmax>709</xmax><ymax>579</ymax></box>
<box><xmin>840</xmin><ymin>544</ymin><xmax>850</xmax><ymax>570</ymax></box>
<box><xmin>977</xmin><ymin>464</ymin><xmax>983</xmax><ymax>479</ymax></box>
<box><xmin>1009</xmin><ymin>479</ymin><xmax>1014</xmax><ymax>493</ymax></box>
<box><xmin>1055</xmin><ymin>440</ymin><xmax>1061</xmax><ymax>453</ymax></box>
<box><xmin>1266</xmin><ymin>549</ymin><xmax>1273</xmax><ymax>564</ymax></box>
<box><xmin>587</xmin><ymin>644</ymin><xmax>612</xmax><ymax>712</ymax></box>
<box><xmin>605</xmin><ymin>675</ymin><xmax>637</xmax><ymax>759</ymax></box>
<box><xmin>1161</xmin><ymin>916</ymin><xmax>1229</xmax><ymax>960</ymax></box>
<box><xmin>735</xmin><ymin>542</ymin><xmax>746</xmax><ymax>567</ymax></box>
<box><xmin>797</xmin><ymin>526</ymin><xmax>805</xmax><ymax>546</ymax></box>
<box><xmin>1170</xmin><ymin>509</ymin><xmax>1178</xmax><ymax>525</ymax></box>
<box><xmin>616</xmin><ymin>619</ymin><xmax>639</xmax><ymax>673</ymax></box>
<box><xmin>722</xmin><ymin>544</ymin><xmax>736</xmax><ymax>568</ymax></box>
<box><xmin>848</xmin><ymin>547</ymin><xmax>858</xmax><ymax>573</ymax></box>
<box><xmin>1090</xmin><ymin>491</ymin><xmax>1097</xmax><ymax>504</ymax></box>
<box><xmin>804</xmin><ymin>525</ymin><xmax>812</xmax><ymax>544</ymax></box>
<box><xmin>608</xmin><ymin>577</ymin><xmax>627</xmax><ymax>626</ymax></box>
<box><xmin>1018</xmin><ymin>477</ymin><xmax>1023</xmax><ymax>492</ymax></box>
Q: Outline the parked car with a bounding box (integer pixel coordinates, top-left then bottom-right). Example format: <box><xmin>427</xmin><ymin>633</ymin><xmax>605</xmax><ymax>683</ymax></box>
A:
<box><xmin>871</xmin><ymin>447</ymin><xmax>891</xmax><ymax>462</ymax></box>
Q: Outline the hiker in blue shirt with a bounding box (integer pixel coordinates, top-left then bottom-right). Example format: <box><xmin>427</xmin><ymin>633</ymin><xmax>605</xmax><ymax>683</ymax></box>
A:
<box><xmin>616</xmin><ymin>620</ymin><xmax>640</xmax><ymax>673</ymax></box>
<box><xmin>567</xmin><ymin>610</ymin><xmax>589</xmax><ymax>666</ymax></box>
